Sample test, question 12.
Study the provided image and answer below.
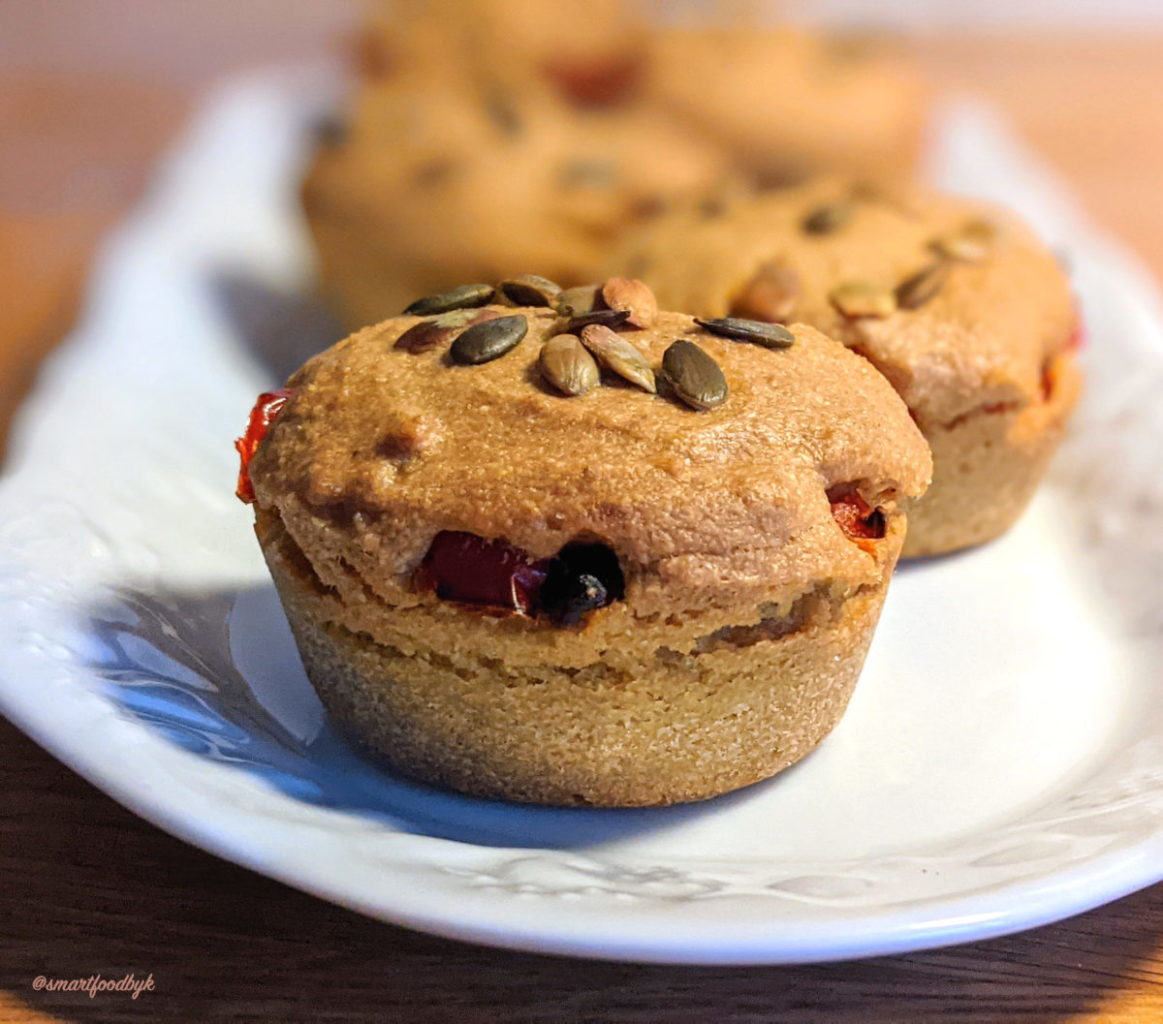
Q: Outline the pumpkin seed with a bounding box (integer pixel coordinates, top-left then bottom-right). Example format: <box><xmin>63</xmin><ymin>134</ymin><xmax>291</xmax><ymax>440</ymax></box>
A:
<box><xmin>601</xmin><ymin>276</ymin><xmax>658</xmax><ymax>329</ymax></box>
<box><xmin>849</xmin><ymin>179</ymin><xmax>918</xmax><ymax>217</ymax></box>
<box><xmin>930</xmin><ymin>219</ymin><xmax>996</xmax><ymax>263</ymax></box>
<box><xmin>539</xmin><ymin>334</ymin><xmax>599</xmax><ymax>395</ymax></box>
<box><xmin>580</xmin><ymin>324</ymin><xmax>655</xmax><ymax>393</ymax></box>
<box><xmin>566</xmin><ymin>308</ymin><xmax>631</xmax><ymax>333</ymax></box>
<box><xmin>559</xmin><ymin>158</ymin><xmax>618</xmax><ymax>188</ymax></box>
<box><xmin>485</xmin><ymin>92</ymin><xmax>523</xmax><ymax>137</ymax></box>
<box><xmin>662</xmin><ymin>340</ymin><xmax>727</xmax><ymax>410</ymax></box>
<box><xmin>555</xmin><ymin>284</ymin><xmax>601</xmax><ymax>317</ymax></box>
<box><xmin>403</xmin><ymin>283</ymin><xmax>495</xmax><ymax>316</ymax></box>
<box><xmin>449</xmin><ymin>314</ymin><xmax>528</xmax><ymax>364</ymax></box>
<box><xmin>434</xmin><ymin>307</ymin><xmax>494</xmax><ymax>328</ymax></box>
<box><xmin>394</xmin><ymin>309</ymin><xmax>499</xmax><ymax>354</ymax></box>
<box><xmin>895</xmin><ymin>262</ymin><xmax>951</xmax><ymax>310</ymax></box>
<box><xmin>828</xmin><ymin>280</ymin><xmax>897</xmax><ymax>319</ymax></box>
<box><xmin>394</xmin><ymin>320</ymin><xmax>445</xmax><ymax>354</ymax></box>
<box><xmin>499</xmin><ymin>274</ymin><xmax>562</xmax><ymax>307</ymax></box>
<box><xmin>728</xmin><ymin>261</ymin><xmax>800</xmax><ymax>322</ymax></box>
<box><xmin>802</xmin><ymin>201</ymin><xmax>852</xmax><ymax>235</ymax></box>
<box><xmin>694</xmin><ymin>317</ymin><xmax>795</xmax><ymax>349</ymax></box>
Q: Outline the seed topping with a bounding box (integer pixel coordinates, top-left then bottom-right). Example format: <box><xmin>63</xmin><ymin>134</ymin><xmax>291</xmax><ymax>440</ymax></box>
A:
<box><xmin>930</xmin><ymin>219</ymin><xmax>997</xmax><ymax>263</ymax></box>
<box><xmin>895</xmin><ymin>262</ymin><xmax>951</xmax><ymax>311</ymax></box>
<box><xmin>403</xmin><ymin>283</ymin><xmax>495</xmax><ymax>317</ymax></box>
<box><xmin>539</xmin><ymin>334</ymin><xmax>600</xmax><ymax>396</ymax></box>
<box><xmin>499</xmin><ymin>274</ymin><xmax>563</xmax><ymax>307</ymax></box>
<box><xmin>662</xmin><ymin>340</ymin><xmax>728</xmax><ymax>410</ymax></box>
<box><xmin>394</xmin><ymin>308</ymin><xmax>499</xmax><ymax>354</ymax></box>
<box><xmin>566</xmin><ymin>308</ymin><xmax>631</xmax><ymax>333</ymax></box>
<box><xmin>580</xmin><ymin>324</ymin><xmax>656</xmax><ymax>393</ymax></box>
<box><xmin>802</xmin><ymin>201</ymin><xmax>853</xmax><ymax>235</ymax></box>
<box><xmin>828</xmin><ymin>280</ymin><xmax>897</xmax><ymax>319</ymax></box>
<box><xmin>694</xmin><ymin>317</ymin><xmax>795</xmax><ymax>349</ymax></box>
<box><xmin>555</xmin><ymin>284</ymin><xmax>602</xmax><ymax>318</ymax></box>
<box><xmin>600</xmin><ymin>276</ymin><xmax>658</xmax><ymax>329</ymax></box>
<box><xmin>449</xmin><ymin>314</ymin><xmax>528</xmax><ymax>365</ymax></box>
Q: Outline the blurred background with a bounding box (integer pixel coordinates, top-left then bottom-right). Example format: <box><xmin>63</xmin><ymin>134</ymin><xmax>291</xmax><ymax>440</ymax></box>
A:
<box><xmin>3</xmin><ymin>1</ymin><xmax>1163</xmax><ymax>442</ymax></box>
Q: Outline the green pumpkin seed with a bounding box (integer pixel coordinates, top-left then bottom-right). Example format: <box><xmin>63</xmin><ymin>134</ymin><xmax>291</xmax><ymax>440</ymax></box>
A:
<box><xmin>580</xmin><ymin>324</ymin><xmax>655</xmax><ymax>393</ymax></box>
<box><xmin>394</xmin><ymin>320</ymin><xmax>445</xmax><ymax>354</ymax></box>
<box><xmin>802</xmin><ymin>201</ymin><xmax>852</xmax><ymax>235</ymax></box>
<box><xmin>694</xmin><ymin>317</ymin><xmax>795</xmax><ymax>349</ymax></box>
<box><xmin>394</xmin><ymin>309</ymin><xmax>499</xmax><ymax>354</ymax></box>
<box><xmin>449</xmin><ymin>314</ymin><xmax>528</xmax><ymax>365</ymax></box>
<box><xmin>485</xmin><ymin>92</ymin><xmax>523</xmax><ymax>137</ymax></box>
<box><xmin>499</xmin><ymin>274</ymin><xmax>563</xmax><ymax>307</ymax></box>
<box><xmin>555</xmin><ymin>284</ymin><xmax>602</xmax><ymax>317</ymax></box>
<box><xmin>403</xmin><ymin>283</ymin><xmax>495</xmax><ymax>316</ymax></box>
<box><xmin>433</xmin><ymin>307</ymin><xmax>495</xmax><ymax>328</ymax></box>
<box><xmin>930</xmin><ymin>219</ymin><xmax>996</xmax><ymax>263</ymax></box>
<box><xmin>559</xmin><ymin>158</ymin><xmax>618</xmax><ymax>188</ymax></box>
<box><xmin>828</xmin><ymin>280</ymin><xmax>897</xmax><ymax>319</ymax></box>
<box><xmin>895</xmin><ymin>262</ymin><xmax>951</xmax><ymax>311</ymax></box>
<box><xmin>566</xmin><ymin>308</ymin><xmax>630</xmax><ymax>333</ymax></box>
<box><xmin>663</xmin><ymin>340</ymin><xmax>727</xmax><ymax>410</ymax></box>
<box><xmin>539</xmin><ymin>334</ymin><xmax>600</xmax><ymax>395</ymax></box>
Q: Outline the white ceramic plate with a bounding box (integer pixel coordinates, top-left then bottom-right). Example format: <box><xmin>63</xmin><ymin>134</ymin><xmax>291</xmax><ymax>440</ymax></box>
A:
<box><xmin>1</xmin><ymin>72</ymin><xmax>1161</xmax><ymax>965</ymax></box>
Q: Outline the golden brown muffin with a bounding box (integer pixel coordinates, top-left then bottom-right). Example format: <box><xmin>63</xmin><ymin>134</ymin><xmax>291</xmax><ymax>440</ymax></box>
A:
<box><xmin>303</xmin><ymin>78</ymin><xmax>730</xmax><ymax>328</ymax></box>
<box><xmin>307</xmin><ymin>6</ymin><xmax>928</xmax><ymax>330</ymax></box>
<box><xmin>355</xmin><ymin>0</ymin><xmax>649</xmax><ymax>105</ymax></box>
<box><xmin>239</xmin><ymin>278</ymin><xmax>931</xmax><ymax>806</ymax></box>
<box><xmin>612</xmin><ymin>178</ymin><xmax>1082</xmax><ymax>557</ymax></box>
<box><xmin>642</xmin><ymin>25</ymin><xmax>928</xmax><ymax>185</ymax></box>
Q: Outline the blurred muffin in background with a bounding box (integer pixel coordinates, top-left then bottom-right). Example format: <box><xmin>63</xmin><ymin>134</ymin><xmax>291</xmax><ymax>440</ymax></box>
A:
<box><xmin>609</xmin><ymin>177</ymin><xmax>1081</xmax><ymax>557</ymax></box>
<box><xmin>642</xmin><ymin>25</ymin><xmax>927</xmax><ymax>185</ymax></box>
<box><xmin>303</xmin><ymin>80</ymin><xmax>730</xmax><ymax>328</ymax></box>
<box><xmin>304</xmin><ymin>1</ymin><xmax>928</xmax><ymax>327</ymax></box>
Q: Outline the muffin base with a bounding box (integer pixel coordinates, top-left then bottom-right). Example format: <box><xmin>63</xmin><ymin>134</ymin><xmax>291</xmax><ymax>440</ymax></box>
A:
<box><xmin>903</xmin><ymin>351</ymin><xmax>1083</xmax><ymax>558</ymax></box>
<box><xmin>268</xmin><ymin>559</ymin><xmax>896</xmax><ymax>807</ymax></box>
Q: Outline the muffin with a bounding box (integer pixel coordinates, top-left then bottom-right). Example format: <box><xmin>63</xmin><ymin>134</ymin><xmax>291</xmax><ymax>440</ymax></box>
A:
<box><xmin>303</xmin><ymin>79</ymin><xmax>729</xmax><ymax>329</ymax></box>
<box><xmin>642</xmin><ymin>25</ymin><xmax>928</xmax><ymax>185</ymax></box>
<box><xmin>354</xmin><ymin>0</ymin><xmax>648</xmax><ymax>105</ymax></box>
<box><xmin>237</xmin><ymin>277</ymin><xmax>931</xmax><ymax>806</ymax></box>
<box><xmin>307</xmin><ymin>5</ymin><xmax>929</xmax><ymax>330</ymax></box>
<box><xmin>613</xmin><ymin>179</ymin><xmax>1082</xmax><ymax>557</ymax></box>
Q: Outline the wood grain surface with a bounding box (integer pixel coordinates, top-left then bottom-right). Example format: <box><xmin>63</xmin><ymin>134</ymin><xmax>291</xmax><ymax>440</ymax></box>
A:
<box><xmin>1</xmin><ymin>10</ymin><xmax>1162</xmax><ymax>1021</ymax></box>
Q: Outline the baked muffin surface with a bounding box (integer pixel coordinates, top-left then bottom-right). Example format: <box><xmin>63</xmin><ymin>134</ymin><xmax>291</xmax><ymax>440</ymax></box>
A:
<box><xmin>252</xmin><ymin>308</ymin><xmax>929</xmax><ymax>619</ymax></box>
<box><xmin>245</xmin><ymin>292</ymin><xmax>931</xmax><ymax>804</ymax></box>
<box><xmin>613</xmin><ymin>179</ymin><xmax>1082</xmax><ymax>555</ymax></box>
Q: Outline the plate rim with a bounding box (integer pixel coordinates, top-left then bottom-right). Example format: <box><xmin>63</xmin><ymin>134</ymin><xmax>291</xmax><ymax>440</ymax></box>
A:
<box><xmin>0</xmin><ymin>73</ymin><xmax>1161</xmax><ymax>965</ymax></box>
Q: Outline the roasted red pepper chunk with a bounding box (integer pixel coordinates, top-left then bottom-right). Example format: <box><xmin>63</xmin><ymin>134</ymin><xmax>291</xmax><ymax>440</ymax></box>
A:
<box><xmin>422</xmin><ymin>531</ymin><xmax>550</xmax><ymax>616</ymax></box>
<box><xmin>541</xmin><ymin>52</ymin><xmax>643</xmax><ymax>107</ymax></box>
<box><xmin>830</xmin><ymin>492</ymin><xmax>886</xmax><ymax>551</ymax></box>
<box><xmin>235</xmin><ymin>388</ymin><xmax>294</xmax><ymax>504</ymax></box>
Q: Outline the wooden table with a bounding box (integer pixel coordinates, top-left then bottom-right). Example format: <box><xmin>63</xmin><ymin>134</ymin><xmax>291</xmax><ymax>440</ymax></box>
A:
<box><xmin>2</xmin><ymin>13</ymin><xmax>1162</xmax><ymax>1020</ymax></box>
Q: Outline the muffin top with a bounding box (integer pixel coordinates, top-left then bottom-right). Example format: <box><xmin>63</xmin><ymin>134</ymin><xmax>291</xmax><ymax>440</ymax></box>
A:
<box><xmin>612</xmin><ymin>178</ymin><xmax>1079</xmax><ymax>427</ymax></box>
<box><xmin>247</xmin><ymin>280</ymin><xmax>930</xmax><ymax>619</ymax></box>
<box><xmin>642</xmin><ymin>27</ymin><xmax>927</xmax><ymax>183</ymax></box>
<box><xmin>304</xmin><ymin>78</ymin><xmax>730</xmax><ymax>325</ymax></box>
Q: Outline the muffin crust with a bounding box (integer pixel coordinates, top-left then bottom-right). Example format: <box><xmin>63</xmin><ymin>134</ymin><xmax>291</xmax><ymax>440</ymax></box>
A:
<box><xmin>247</xmin><ymin>301</ymin><xmax>931</xmax><ymax>804</ymax></box>
<box><xmin>612</xmin><ymin>179</ymin><xmax>1081</xmax><ymax>555</ymax></box>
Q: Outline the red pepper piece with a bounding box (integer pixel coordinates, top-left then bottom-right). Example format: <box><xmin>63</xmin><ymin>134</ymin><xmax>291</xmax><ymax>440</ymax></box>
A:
<box><xmin>235</xmin><ymin>388</ymin><xmax>294</xmax><ymax>504</ymax></box>
<box><xmin>830</xmin><ymin>492</ymin><xmax>886</xmax><ymax>554</ymax></box>
<box><xmin>541</xmin><ymin>52</ymin><xmax>643</xmax><ymax>107</ymax></box>
<box><xmin>422</xmin><ymin>531</ymin><xmax>549</xmax><ymax>616</ymax></box>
